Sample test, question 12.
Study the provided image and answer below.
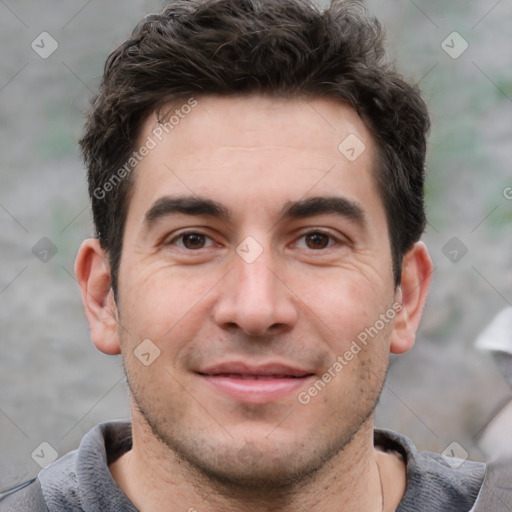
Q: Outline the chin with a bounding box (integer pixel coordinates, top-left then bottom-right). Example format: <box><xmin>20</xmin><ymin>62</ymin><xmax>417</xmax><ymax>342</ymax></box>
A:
<box><xmin>144</xmin><ymin>411</ymin><xmax>358</xmax><ymax>498</ymax></box>
<box><xmin>171</xmin><ymin>438</ymin><xmax>329</xmax><ymax>496</ymax></box>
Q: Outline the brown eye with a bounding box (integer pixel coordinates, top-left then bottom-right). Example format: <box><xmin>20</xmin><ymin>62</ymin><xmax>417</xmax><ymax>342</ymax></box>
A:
<box><xmin>169</xmin><ymin>232</ymin><xmax>215</xmax><ymax>250</ymax></box>
<box><xmin>304</xmin><ymin>232</ymin><xmax>331</xmax><ymax>249</ymax></box>
<box><xmin>182</xmin><ymin>233</ymin><xmax>207</xmax><ymax>249</ymax></box>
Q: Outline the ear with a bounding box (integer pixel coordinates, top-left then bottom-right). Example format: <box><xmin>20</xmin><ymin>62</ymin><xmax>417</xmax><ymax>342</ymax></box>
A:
<box><xmin>74</xmin><ymin>239</ymin><xmax>121</xmax><ymax>355</ymax></box>
<box><xmin>390</xmin><ymin>242</ymin><xmax>433</xmax><ymax>355</ymax></box>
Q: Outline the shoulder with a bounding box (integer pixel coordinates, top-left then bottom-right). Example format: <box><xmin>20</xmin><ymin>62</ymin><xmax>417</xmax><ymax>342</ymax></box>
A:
<box><xmin>469</xmin><ymin>455</ymin><xmax>512</xmax><ymax>511</ymax></box>
<box><xmin>0</xmin><ymin>420</ymin><xmax>133</xmax><ymax>512</ymax></box>
<box><xmin>0</xmin><ymin>479</ymin><xmax>48</xmax><ymax>512</ymax></box>
<box><xmin>0</xmin><ymin>448</ymin><xmax>81</xmax><ymax>512</ymax></box>
<box><xmin>375</xmin><ymin>429</ymin><xmax>486</xmax><ymax>512</ymax></box>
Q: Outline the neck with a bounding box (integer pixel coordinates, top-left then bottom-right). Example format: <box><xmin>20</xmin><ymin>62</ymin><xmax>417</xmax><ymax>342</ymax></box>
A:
<box><xmin>109</xmin><ymin>412</ymin><xmax>398</xmax><ymax>512</ymax></box>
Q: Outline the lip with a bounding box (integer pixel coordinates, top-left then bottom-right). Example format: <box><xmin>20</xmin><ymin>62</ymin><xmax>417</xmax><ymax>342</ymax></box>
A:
<box><xmin>196</xmin><ymin>361</ymin><xmax>316</xmax><ymax>404</ymax></box>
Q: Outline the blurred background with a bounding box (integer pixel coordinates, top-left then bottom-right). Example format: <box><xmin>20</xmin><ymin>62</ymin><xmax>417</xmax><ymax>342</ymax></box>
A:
<box><xmin>1</xmin><ymin>0</ymin><xmax>511</xmax><ymax>491</ymax></box>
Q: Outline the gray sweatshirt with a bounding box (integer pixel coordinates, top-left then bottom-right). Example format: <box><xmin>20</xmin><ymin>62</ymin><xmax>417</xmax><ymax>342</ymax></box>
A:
<box><xmin>0</xmin><ymin>419</ymin><xmax>494</xmax><ymax>511</ymax></box>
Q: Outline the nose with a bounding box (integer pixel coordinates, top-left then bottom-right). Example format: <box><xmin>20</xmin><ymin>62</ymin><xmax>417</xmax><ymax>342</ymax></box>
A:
<box><xmin>212</xmin><ymin>245</ymin><xmax>299</xmax><ymax>337</ymax></box>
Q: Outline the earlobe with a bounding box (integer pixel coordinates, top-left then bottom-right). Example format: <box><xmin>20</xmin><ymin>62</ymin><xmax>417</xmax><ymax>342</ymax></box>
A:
<box><xmin>390</xmin><ymin>242</ymin><xmax>433</xmax><ymax>355</ymax></box>
<box><xmin>74</xmin><ymin>239</ymin><xmax>121</xmax><ymax>355</ymax></box>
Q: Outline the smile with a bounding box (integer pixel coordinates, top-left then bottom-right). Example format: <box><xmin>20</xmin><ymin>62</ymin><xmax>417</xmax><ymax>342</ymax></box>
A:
<box><xmin>196</xmin><ymin>362</ymin><xmax>315</xmax><ymax>403</ymax></box>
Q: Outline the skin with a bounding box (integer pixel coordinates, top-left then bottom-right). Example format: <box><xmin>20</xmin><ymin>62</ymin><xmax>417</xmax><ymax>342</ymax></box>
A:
<box><xmin>75</xmin><ymin>95</ymin><xmax>432</xmax><ymax>512</ymax></box>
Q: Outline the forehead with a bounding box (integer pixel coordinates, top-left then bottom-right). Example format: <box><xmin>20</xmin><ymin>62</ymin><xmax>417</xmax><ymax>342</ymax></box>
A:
<box><xmin>143</xmin><ymin>94</ymin><xmax>375</xmax><ymax>164</ymax></box>
<box><xmin>127</xmin><ymin>94</ymin><xmax>383</xmax><ymax>227</ymax></box>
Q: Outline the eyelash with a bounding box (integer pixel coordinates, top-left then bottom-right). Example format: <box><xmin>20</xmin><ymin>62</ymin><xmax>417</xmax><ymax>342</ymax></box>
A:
<box><xmin>167</xmin><ymin>229</ymin><xmax>343</xmax><ymax>251</ymax></box>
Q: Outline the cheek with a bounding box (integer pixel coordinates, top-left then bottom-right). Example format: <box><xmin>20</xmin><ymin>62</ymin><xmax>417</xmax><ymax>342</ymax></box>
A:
<box><xmin>124</xmin><ymin>354</ymin><xmax>196</xmax><ymax>426</ymax></box>
<box><xmin>294</xmin><ymin>271</ymin><xmax>392</xmax><ymax>341</ymax></box>
<box><xmin>117</xmin><ymin>265</ymin><xmax>221</xmax><ymax>351</ymax></box>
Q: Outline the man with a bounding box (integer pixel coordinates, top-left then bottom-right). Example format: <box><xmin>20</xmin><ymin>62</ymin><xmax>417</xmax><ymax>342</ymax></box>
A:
<box><xmin>0</xmin><ymin>0</ymin><xmax>501</xmax><ymax>510</ymax></box>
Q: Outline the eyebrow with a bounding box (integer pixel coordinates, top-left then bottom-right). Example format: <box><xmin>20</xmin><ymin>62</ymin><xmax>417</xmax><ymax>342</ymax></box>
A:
<box><xmin>144</xmin><ymin>194</ymin><xmax>366</xmax><ymax>229</ymax></box>
<box><xmin>144</xmin><ymin>196</ymin><xmax>230</xmax><ymax>227</ymax></box>
<box><xmin>280</xmin><ymin>196</ymin><xmax>365</xmax><ymax>225</ymax></box>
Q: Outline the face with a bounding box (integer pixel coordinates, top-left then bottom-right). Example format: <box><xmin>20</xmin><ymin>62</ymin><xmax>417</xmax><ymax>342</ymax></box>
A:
<box><xmin>114</xmin><ymin>95</ymin><xmax>400</xmax><ymax>488</ymax></box>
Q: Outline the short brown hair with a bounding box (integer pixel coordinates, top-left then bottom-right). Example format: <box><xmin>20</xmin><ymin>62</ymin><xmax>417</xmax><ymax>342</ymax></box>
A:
<box><xmin>80</xmin><ymin>0</ymin><xmax>430</xmax><ymax>296</ymax></box>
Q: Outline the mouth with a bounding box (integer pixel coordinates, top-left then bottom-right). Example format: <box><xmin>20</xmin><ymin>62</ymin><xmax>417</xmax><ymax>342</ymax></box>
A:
<box><xmin>195</xmin><ymin>362</ymin><xmax>316</xmax><ymax>404</ymax></box>
<box><xmin>200</xmin><ymin>373</ymin><xmax>308</xmax><ymax>379</ymax></box>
